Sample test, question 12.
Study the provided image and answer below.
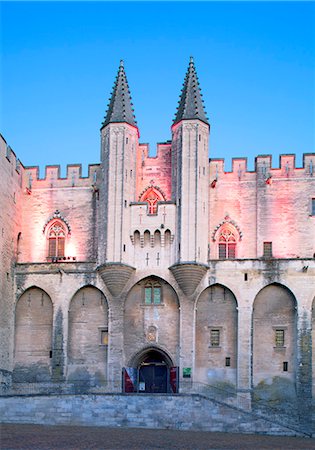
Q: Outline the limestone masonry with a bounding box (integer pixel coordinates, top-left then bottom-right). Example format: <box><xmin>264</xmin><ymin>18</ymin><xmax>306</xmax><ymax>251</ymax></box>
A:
<box><xmin>0</xmin><ymin>58</ymin><xmax>314</xmax><ymax>435</ymax></box>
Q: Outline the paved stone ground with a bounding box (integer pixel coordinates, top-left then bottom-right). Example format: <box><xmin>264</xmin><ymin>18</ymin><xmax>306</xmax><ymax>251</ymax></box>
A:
<box><xmin>1</xmin><ymin>424</ymin><xmax>314</xmax><ymax>450</ymax></box>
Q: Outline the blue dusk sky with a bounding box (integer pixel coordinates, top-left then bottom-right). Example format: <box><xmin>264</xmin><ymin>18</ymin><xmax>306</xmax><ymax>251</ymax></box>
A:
<box><xmin>1</xmin><ymin>1</ymin><xmax>314</xmax><ymax>176</ymax></box>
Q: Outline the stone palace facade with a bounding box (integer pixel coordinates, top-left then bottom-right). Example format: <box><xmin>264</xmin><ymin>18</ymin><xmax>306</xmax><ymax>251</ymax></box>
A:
<box><xmin>0</xmin><ymin>58</ymin><xmax>314</xmax><ymax>430</ymax></box>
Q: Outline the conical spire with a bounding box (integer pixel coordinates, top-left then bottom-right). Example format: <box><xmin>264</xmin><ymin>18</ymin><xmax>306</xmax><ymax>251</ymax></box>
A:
<box><xmin>101</xmin><ymin>60</ymin><xmax>137</xmax><ymax>129</ymax></box>
<box><xmin>173</xmin><ymin>57</ymin><xmax>209</xmax><ymax>126</ymax></box>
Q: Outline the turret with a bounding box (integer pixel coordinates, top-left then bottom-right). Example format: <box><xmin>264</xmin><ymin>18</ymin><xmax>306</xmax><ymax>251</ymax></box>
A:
<box><xmin>171</xmin><ymin>57</ymin><xmax>210</xmax><ymax>265</ymax></box>
<box><xmin>99</xmin><ymin>60</ymin><xmax>139</xmax><ymax>267</ymax></box>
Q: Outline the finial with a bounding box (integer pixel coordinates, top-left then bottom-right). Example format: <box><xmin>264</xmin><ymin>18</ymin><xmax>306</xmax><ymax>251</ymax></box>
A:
<box><xmin>120</xmin><ymin>59</ymin><xmax>124</xmax><ymax>68</ymax></box>
<box><xmin>190</xmin><ymin>56</ymin><xmax>194</xmax><ymax>63</ymax></box>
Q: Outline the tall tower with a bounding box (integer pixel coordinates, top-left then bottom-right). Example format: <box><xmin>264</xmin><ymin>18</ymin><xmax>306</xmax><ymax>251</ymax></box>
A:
<box><xmin>98</xmin><ymin>61</ymin><xmax>138</xmax><ymax>296</ymax></box>
<box><xmin>171</xmin><ymin>57</ymin><xmax>210</xmax><ymax>268</ymax></box>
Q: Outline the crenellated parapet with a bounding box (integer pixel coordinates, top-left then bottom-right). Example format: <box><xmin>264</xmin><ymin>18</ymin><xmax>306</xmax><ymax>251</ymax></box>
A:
<box><xmin>22</xmin><ymin>163</ymin><xmax>101</xmax><ymax>191</ymax></box>
<box><xmin>210</xmin><ymin>153</ymin><xmax>315</xmax><ymax>185</ymax></box>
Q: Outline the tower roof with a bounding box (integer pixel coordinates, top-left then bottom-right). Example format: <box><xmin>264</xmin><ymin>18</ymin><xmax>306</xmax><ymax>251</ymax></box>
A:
<box><xmin>101</xmin><ymin>60</ymin><xmax>137</xmax><ymax>130</ymax></box>
<box><xmin>173</xmin><ymin>57</ymin><xmax>209</xmax><ymax>126</ymax></box>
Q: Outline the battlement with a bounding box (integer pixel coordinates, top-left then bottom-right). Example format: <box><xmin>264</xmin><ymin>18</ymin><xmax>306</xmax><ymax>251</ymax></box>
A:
<box><xmin>22</xmin><ymin>163</ymin><xmax>101</xmax><ymax>190</ymax></box>
<box><xmin>0</xmin><ymin>134</ymin><xmax>24</xmax><ymax>177</ymax></box>
<box><xmin>210</xmin><ymin>153</ymin><xmax>315</xmax><ymax>181</ymax></box>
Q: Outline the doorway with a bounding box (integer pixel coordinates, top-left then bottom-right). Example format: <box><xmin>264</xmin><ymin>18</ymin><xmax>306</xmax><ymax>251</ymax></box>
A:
<box><xmin>123</xmin><ymin>348</ymin><xmax>178</xmax><ymax>393</ymax></box>
<box><xmin>138</xmin><ymin>350</ymin><xmax>168</xmax><ymax>393</ymax></box>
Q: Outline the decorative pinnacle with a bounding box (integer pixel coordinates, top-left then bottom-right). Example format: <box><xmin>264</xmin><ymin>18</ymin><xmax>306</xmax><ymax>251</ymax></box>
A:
<box><xmin>101</xmin><ymin>60</ymin><xmax>137</xmax><ymax>130</ymax></box>
<box><xmin>173</xmin><ymin>57</ymin><xmax>209</xmax><ymax>126</ymax></box>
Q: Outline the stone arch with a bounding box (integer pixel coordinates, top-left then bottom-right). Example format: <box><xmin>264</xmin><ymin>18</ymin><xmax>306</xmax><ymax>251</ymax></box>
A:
<box><xmin>143</xmin><ymin>230</ymin><xmax>150</xmax><ymax>247</ymax></box>
<box><xmin>195</xmin><ymin>284</ymin><xmax>238</xmax><ymax>388</ymax></box>
<box><xmin>123</xmin><ymin>276</ymin><xmax>180</xmax><ymax>370</ymax></box>
<box><xmin>154</xmin><ymin>229</ymin><xmax>161</xmax><ymax>246</ymax></box>
<box><xmin>139</xmin><ymin>185</ymin><xmax>166</xmax><ymax>215</ymax></box>
<box><xmin>164</xmin><ymin>229</ymin><xmax>171</xmax><ymax>246</ymax></box>
<box><xmin>252</xmin><ymin>283</ymin><xmax>297</xmax><ymax>404</ymax></box>
<box><xmin>68</xmin><ymin>285</ymin><xmax>108</xmax><ymax>386</ymax></box>
<box><xmin>129</xmin><ymin>345</ymin><xmax>174</xmax><ymax>368</ymax></box>
<box><xmin>127</xmin><ymin>346</ymin><xmax>175</xmax><ymax>394</ymax></box>
<box><xmin>133</xmin><ymin>230</ymin><xmax>140</xmax><ymax>246</ymax></box>
<box><xmin>14</xmin><ymin>286</ymin><xmax>53</xmax><ymax>382</ymax></box>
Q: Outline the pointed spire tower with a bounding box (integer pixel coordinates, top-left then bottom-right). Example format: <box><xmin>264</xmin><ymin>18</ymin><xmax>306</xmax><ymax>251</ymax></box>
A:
<box><xmin>98</xmin><ymin>60</ymin><xmax>139</xmax><ymax>271</ymax></box>
<box><xmin>170</xmin><ymin>57</ymin><xmax>210</xmax><ymax>270</ymax></box>
<box><xmin>173</xmin><ymin>57</ymin><xmax>209</xmax><ymax>126</ymax></box>
<box><xmin>101</xmin><ymin>60</ymin><xmax>138</xmax><ymax>131</ymax></box>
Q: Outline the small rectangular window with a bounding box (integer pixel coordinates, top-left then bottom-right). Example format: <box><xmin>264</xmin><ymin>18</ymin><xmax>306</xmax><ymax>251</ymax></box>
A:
<box><xmin>144</xmin><ymin>285</ymin><xmax>162</xmax><ymax>305</ymax></box>
<box><xmin>283</xmin><ymin>361</ymin><xmax>288</xmax><ymax>372</ymax></box>
<box><xmin>263</xmin><ymin>242</ymin><xmax>272</xmax><ymax>258</ymax></box>
<box><xmin>210</xmin><ymin>329</ymin><xmax>220</xmax><ymax>347</ymax></box>
<box><xmin>225</xmin><ymin>357</ymin><xmax>231</xmax><ymax>367</ymax></box>
<box><xmin>100</xmin><ymin>329</ymin><xmax>108</xmax><ymax>346</ymax></box>
<box><xmin>312</xmin><ymin>199</ymin><xmax>315</xmax><ymax>215</ymax></box>
<box><xmin>275</xmin><ymin>329</ymin><xmax>285</xmax><ymax>347</ymax></box>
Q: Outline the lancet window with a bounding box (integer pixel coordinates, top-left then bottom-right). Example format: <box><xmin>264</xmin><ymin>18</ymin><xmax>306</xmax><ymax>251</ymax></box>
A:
<box><xmin>218</xmin><ymin>229</ymin><xmax>237</xmax><ymax>260</ymax></box>
<box><xmin>140</xmin><ymin>186</ymin><xmax>165</xmax><ymax>215</ymax></box>
<box><xmin>48</xmin><ymin>221</ymin><xmax>66</xmax><ymax>258</ymax></box>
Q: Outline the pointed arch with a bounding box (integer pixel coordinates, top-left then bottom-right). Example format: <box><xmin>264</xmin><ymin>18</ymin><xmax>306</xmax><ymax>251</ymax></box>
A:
<box><xmin>68</xmin><ymin>286</ymin><xmax>108</xmax><ymax>384</ymax></box>
<box><xmin>139</xmin><ymin>185</ymin><xmax>166</xmax><ymax>215</ymax></box>
<box><xmin>195</xmin><ymin>284</ymin><xmax>238</xmax><ymax>387</ymax></box>
<box><xmin>252</xmin><ymin>283</ymin><xmax>297</xmax><ymax>404</ymax></box>
<box><xmin>212</xmin><ymin>217</ymin><xmax>242</xmax><ymax>259</ymax></box>
<box><xmin>43</xmin><ymin>211</ymin><xmax>71</xmax><ymax>260</ymax></box>
<box><xmin>124</xmin><ymin>276</ymin><xmax>180</xmax><ymax>369</ymax></box>
<box><xmin>14</xmin><ymin>287</ymin><xmax>53</xmax><ymax>382</ymax></box>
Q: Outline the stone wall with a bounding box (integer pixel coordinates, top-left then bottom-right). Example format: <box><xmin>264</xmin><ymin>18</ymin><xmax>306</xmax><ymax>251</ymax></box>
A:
<box><xmin>0</xmin><ymin>393</ymin><xmax>308</xmax><ymax>436</ymax></box>
<box><xmin>0</xmin><ymin>135</ymin><xmax>23</xmax><ymax>380</ymax></box>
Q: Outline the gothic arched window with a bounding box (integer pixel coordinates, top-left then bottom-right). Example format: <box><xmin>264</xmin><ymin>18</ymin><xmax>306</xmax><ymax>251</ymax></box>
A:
<box><xmin>48</xmin><ymin>221</ymin><xmax>66</xmax><ymax>258</ymax></box>
<box><xmin>140</xmin><ymin>186</ymin><xmax>165</xmax><ymax>215</ymax></box>
<box><xmin>218</xmin><ymin>228</ymin><xmax>236</xmax><ymax>260</ymax></box>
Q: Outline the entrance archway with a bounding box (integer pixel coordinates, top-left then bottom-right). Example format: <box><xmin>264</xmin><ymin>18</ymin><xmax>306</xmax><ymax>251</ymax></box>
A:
<box><xmin>138</xmin><ymin>349</ymin><xmax>169</xmax><ymax>393</ymax></box>
<box><xmin>123</xmin><ymin>347</ymin><xmax>178</xmax><ymax>393</ymax></box>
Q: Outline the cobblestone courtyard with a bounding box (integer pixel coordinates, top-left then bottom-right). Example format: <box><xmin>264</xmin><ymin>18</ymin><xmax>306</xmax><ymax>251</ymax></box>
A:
<box><xmin>1</xmin><ymin>424</ymin><xmax>314</xmax><ymax>450</ymax></box>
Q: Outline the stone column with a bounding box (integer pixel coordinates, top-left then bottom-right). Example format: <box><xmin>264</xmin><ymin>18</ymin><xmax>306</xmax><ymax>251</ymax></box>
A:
<box><xmin>107</xmin><ymin>296</ymin><xmax>124</xmax><ymax>392</ymax></box>
<box><xmin>237</xmin><ymin>304</ymin><xmax>252</xmax><ymax>410</ymax></box>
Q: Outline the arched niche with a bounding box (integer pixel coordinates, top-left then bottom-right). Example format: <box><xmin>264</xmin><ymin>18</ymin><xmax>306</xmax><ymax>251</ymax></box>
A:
<box><xmin>252</xmin><ymin>283</ymin><xmax>297</xmax><ymax>403</ymax></box>
<box><xmin>68</xmin><ymin>286</ymin><xmax>108</xmax><ymax>385</ymax></box>
<box><xmin>123</xmin><ymin>276</ymin><xmax>179</xmax><ymax>368</ymax></box>
<box><xmin>14</xmin><ymin>287</ymin><xmax>53</xmax><ymax>382</ymax></box>
<box><xmin>195</xmin><ymin>284</ymin><xmax>238</xmax><ymax>389</ymax></box>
